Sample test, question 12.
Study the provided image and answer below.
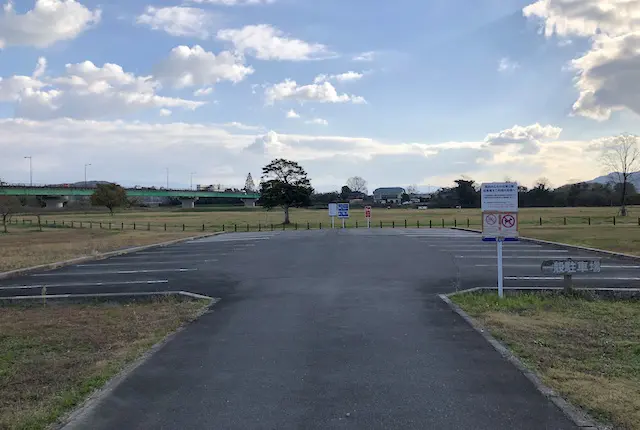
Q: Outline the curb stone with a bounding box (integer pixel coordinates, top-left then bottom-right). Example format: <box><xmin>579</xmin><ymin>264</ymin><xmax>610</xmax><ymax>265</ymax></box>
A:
<box><xmin>57</xmin><ymin>295</ymin><xmax>221</xmax><ymax>430</ymax></box>
<box><xmin>0</xmin><ymin>232</ymin><xmax>224</xmax><ymax>281</ymax></box>
<box><xmin>440</xmin><ymin>289</ymin><xmax>606</xmax><ymax>430</ymax></box>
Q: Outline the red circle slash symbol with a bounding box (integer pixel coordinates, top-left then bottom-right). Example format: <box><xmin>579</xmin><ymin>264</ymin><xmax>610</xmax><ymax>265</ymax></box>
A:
<box><xmin>485</xmin><ymin>214</ymin><xmax>497</xmax><ymax>225</ymax></box>
<box><xmin>502</xmin><ymin>215</ymin><xmax>515</xmax><ymax>228</ymax></box>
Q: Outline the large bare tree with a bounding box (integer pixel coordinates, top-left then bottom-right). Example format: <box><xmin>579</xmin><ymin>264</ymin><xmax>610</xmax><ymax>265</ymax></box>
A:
<box><xmin>346</xmin><ymin>176</ymin><xmax>368</xmax><ymax>194</ymax></box>
<box><xmin>600</xmin><ymin>133</ymin><xmax>640</xmax><ymax>216</ymax></box>
<box><xmin>0</xmin><ymin>196</ymin><xmax>20</xmax><ymax>233</ymax></box>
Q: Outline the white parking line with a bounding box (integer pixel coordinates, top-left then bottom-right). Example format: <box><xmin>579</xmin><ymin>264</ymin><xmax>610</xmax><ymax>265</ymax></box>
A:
<box><xmin>0</xmin><ymin>280</ymin><xmax>169</xmax><ymax>290</ymax></box>
<box><xmin>476</xmin><ymin>264</ymin><xmax>640</xmax><ymax>269</ymax></box>
<box><xmin>116</xmin><ymin>253</ymin><xmax>216</xmax><ymax>259</ymax></box>
<box><xmin>428</xmin><ymin>245</ymin><xmax>542</xmax><ymax>249</ymax></box>
<box><xmin>506</xmin><ymin>276</ymin><xmax>640</xmax><ymax>281</ymax></box>
<box><xmin>456</xmin><ymin>255</ymin><xmax>572</xmax><ymax>259</ymax></box>
<box><xmin>32</xmin><ymin>269</ymin><xmax>197</xmax><ymax>277</ymax></box>
<box><xmin>76</xmin><ymin>260</ymin><xmax>217</xmax><ymax>267</ymax></box>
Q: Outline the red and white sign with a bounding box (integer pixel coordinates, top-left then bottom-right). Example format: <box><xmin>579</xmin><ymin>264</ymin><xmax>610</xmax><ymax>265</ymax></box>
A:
<box><xmin>499</xmin><ymin>212</ymin><xmax>518</xmax><ymax>238</ymax></box>
<box><xmin>482</xmin><ymin>212</ymin><xmax>518</xmax><ymax>239</ymax></box>
<box><xmin>365</xmin><ymin>206</ymin><xmax>372</xmax><ymax>219</ymax></box>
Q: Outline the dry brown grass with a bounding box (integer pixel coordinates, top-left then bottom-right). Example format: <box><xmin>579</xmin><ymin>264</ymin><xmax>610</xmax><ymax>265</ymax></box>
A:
<box><xmin>521</xmin><ymin>225</ymin><xmax>640</xmax><ymax>255</ymax></box>
<box><xmin>453</xmin><ymin>293</ymin><xmax>640</xmax><ymax>429</ymax></box>
<box><xmin>0</xmin><ymin>299</ymin><xmax>209</xmax><ymax>430</ymax></box>
<box><xmin>0</xmin><ymin>227</ymin><xmax>199</xmax><ymax>272</ymax></box>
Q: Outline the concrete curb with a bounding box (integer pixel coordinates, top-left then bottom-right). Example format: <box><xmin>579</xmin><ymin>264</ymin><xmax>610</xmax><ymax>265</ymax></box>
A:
<box><xmin>439</xmin><ymin>290</ymin><xmax>604</xmax><ymax>430</ymax></box>
<box><xmin>452</xmin><ymin>227</ymin><xmax>640</xmax><ymax>261</ymax></box>
<box><xmin>58</xmin><ymin>295</ymin><xmax>221</xmax><ymax>430</ymax></box>
<box><xmin>0</xmin><ymin>290</ymin><xmax>214</xmax><ymax>303</ymax></box>
<box><xmin>0</xmin><ymin>232</ymin><xmax>223</xmax><ymax>281</ymax></box>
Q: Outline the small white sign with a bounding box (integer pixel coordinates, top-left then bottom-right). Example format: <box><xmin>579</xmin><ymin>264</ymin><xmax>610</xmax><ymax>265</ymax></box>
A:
<box><xmin>481</xmin><ymin>182</ymin><xmax>519</xmax><ymax>212</ymax></box>
<box><xmin>499</xmin><ymin>212</ymin><xmax>518</xmax><ymax>238</ymax></box>
<box><xmin>328</xmin><ymin>203</ymin><xmax>338</xmax><ymax>217</ymax></box>
<box><xmin>337</xmin><ymin>203</ymin><xmax>350</xmax><ymax>219</ymax></box>
<box><xmin>482</xmin><ymin>212</ymin><xmax>518</xmax><ymax>239</ymax></box>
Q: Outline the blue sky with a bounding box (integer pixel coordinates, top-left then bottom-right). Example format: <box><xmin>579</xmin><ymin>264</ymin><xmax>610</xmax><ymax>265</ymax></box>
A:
<box><xmin>0</xmin><ymin>0</ymin><xmax>638</xmax><ymax>191</ymax></box>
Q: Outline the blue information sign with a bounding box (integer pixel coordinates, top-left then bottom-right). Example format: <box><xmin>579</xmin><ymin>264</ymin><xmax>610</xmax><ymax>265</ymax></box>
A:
<box><xmin>337</xmin><ymin>203</ymin><xmax>350</xmax><ymax>219</ymax></box>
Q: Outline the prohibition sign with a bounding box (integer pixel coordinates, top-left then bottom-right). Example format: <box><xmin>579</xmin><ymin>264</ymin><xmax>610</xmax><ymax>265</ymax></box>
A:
<box><xmin>485</xmin><ymin>214</ymin><xmax>497</xmax><ymax>225</ymax></box>
<box><xmin>501</xmin><ymin>214</ymin><xmax>516</xmax><ymax>228</ymax></box>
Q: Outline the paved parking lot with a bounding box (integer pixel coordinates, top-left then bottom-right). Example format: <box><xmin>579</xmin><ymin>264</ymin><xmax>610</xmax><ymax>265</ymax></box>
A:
<box><xmin>4</xmin><ymin>228</ymin><xmax>638</xmax><ymax>429</ymax></box>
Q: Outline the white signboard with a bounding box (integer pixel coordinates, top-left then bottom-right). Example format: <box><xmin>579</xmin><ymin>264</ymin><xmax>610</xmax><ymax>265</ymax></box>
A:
<box><xmin>365</xmin><ymin>206</ymin><xmax>372</xmax><ymax>219</ymax></box>
<box><xmin>337</xmin><ymin>203</ymin><xmax>350</xmax><ymax>219</ymax></box>
<box><xmin>499</xmin><ymin>212</ymin><xmax>518</xmax><ymax>238</ymax></box>
<box><xmin>482</xmin><ymin>212</ymin><xmax>500</xmax><ymax>238</ymax></box>
<box><xmin>481</xmin><ymin>182</ymin><xmax>519</xmax><ymax>212</ymax></box>
<box><xmin>328</xmin><ymin>203</ymin><xmax>338</xmax><ymax>217</ymax></box>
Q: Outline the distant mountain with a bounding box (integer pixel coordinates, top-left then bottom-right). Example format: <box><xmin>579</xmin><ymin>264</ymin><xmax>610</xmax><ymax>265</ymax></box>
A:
<box><xmin>588</xmin><ymin>172</ymin><xmax>640</xmax><ymax>189</ymax></box>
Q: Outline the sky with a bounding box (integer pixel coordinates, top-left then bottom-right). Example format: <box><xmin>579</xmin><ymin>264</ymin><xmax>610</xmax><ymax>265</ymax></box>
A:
<box><xmin>0</xmin><ymin>0</ymin><xmax>639</xmax><ymax>192</ymax></box>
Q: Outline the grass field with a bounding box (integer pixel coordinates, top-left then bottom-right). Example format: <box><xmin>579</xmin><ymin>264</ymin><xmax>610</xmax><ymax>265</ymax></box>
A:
<box><xmin>452</xmin><ymin>292</ymin><xmax>640</xmax><ymax>430</ymax></box>
<box><xmin>0</xmin><ymin>227</ymin><xmax>198</xmax><ymax>272</ymax></box>
<box><xmin>0</xmin><ymin>298</ymin><xmax>210</xmax><ymax>430</ymax></box>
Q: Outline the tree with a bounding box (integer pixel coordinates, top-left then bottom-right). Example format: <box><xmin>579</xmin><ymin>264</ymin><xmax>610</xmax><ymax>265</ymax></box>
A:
<box><xmin>401</xmin><ymin>193</ymin><xmax>411</xmax><ymax>203</ymax></box>
<box><xmin>260</xmin><ymin>159</ymin><xmax>313</xmax><ymax>224</ymax></box>
<box><xmin>600</xmin><ymin>133</ymin><xmax>640</xmax><ymax>216</ymax></box>
<box><xmin>340</xmin><ymin>185</ymin><xmax>352</xmax><ymax>200</ymax></box>
<box><xmin>454</xmin><ymin>179</ymin><xmax>480</xmax><ymax>208</ymax></box>
<box><xmin>406</xmin><ymin>184</ymin><xmax>418</xmax><ymax>196</ymax></box>
<box><xmin>346</xmin><ymin>176</ymin><xmax>368</xmax><ymax>194</ymax></box>
<box><xmin>0</xmin><ymin>196</ymin><xmax>20</xmax><ymax>233</ymax></box>
<box><xmin>244</xmin><ymin>173</ymin><xmax>256</xmax><ymax>192</ymax></box>
<box><xmin>90</xmin><ymin>183</ymin><xmax>127</xmax><ymax>215</ymax></box>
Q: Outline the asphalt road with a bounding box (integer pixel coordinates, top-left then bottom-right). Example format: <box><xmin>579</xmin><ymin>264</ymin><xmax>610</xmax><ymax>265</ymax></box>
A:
<box><xmin>4</xmin><ymin>228</ymin><xmax>638</xmax><ymax>429</ymax></box>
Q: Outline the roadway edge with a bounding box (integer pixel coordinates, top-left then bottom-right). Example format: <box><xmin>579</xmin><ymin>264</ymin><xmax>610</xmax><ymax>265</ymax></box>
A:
<box><xmin>452</xmin><ymin>227</ymin><xmax>640</xmax><ymax>261</ymax></box>
<box><xmin>0</xmin><ymin>232</ymin><xmax>224</xmax><ymax>281</ymax></box>
<box><xmin>58</xmin><ymin>295</ymin><xmax>221</xmax><ymax>430</ymax></box>
<box><xmin>439</xmin><ymin>291</ymin><xmax>602</xmax><ymax>430</ymax></box>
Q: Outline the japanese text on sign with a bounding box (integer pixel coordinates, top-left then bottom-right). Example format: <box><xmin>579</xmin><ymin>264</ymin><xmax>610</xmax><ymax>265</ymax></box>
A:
<box><xmin>481</xmin><ymin>182</ymin><xmax>519</xmax><ymax>212</ymax></box>
<box><xmin>337</xmin><ymin>203</ymin><xmax>350</xmax><ymax>219</ymax></box>
<box><xmin>541</xmin><ymin>259</ymin><xmax>601</xmax><ymax>274</ymax></box>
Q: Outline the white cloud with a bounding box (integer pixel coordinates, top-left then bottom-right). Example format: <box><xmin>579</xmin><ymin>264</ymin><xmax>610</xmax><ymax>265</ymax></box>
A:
<box><xmin>217</xmin><ymin>24</ymin><xmax>330</xmax><ymax>61</ymax></box>
<box><xmin>1</xmin><ymin>59</ymin><xmax>204</xmax><ymax>119</ymax></box>
<box><xmin>154</xmin><ymin>45</ymin><xmax>254</xmax><ymax>89</ymax></box>
<box><xmin>0</xmin><ymin>0</ymin><xmax>100</xmax><ymax>48</ymax></box>
<box><xmin>314</xmin><ymin>71</ymin><xmax>364</xmax><ymax>84</ymax></box>
<box><xmin>305</xmin><ymin>118</ymin><xmax>328</xmax><ymax>126</ymax></box>
<box><xmin>32</xmin><ymin>57</ymin><xmax>47</xmax><ymax>79</ymax></box>
<box><xmin>286</xmin><ymin>109</ymin><xmax>300</xmax><ymax>119</ymax></box>
<box><xmin>484</xmin><ymin>123</ymin><xmax>562</xmax><ymax>154</ymax></box>
<box><xmin>265</xmin><ymin>79</ymin><xmax>366</xmax><ymax>105</ymax></box>
<box><xmin>523</xmin><ymin>0</ymin><xmax>640</xmax><ymax>120</ymax></box>
<box><xmin>191</xmin><ymin>0</ymin><xmax>274</xmax><ymax>4</ymax></box>
<box><xmin>353</xmin><ymin>51</ymin><xmax>376</xmax><ymax>61</ymax></box>
<box><xmin>497</xmin><ymin>57</ymin><xmax>519</xmax><ymax>73</ymax></box>
<box><xmin>159</xmin><ymin>108</ymin><xmax>172</xmax><ymax>117</ymax></box>
<box><xmin>136</xmin><ymin>6</ymin><xmax>215</xmax><ymax>39</ymax></box>
<box><xmin>194</xmin><ymin>87</ymin><xmax>214</xmax><ymax>96</ymax></box>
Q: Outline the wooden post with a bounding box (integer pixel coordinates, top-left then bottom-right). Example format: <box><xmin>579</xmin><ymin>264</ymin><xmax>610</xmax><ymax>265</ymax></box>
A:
<box><xmin>564</xmin><ymin>274</ymin><xmax>573</xmax><ymax>293</ymax></box>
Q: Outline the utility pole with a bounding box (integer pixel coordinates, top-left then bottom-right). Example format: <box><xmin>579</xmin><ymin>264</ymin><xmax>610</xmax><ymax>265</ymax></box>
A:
<box><xmin>84</xmin><ymin>163</ymin><xmax>91</xmax><ymax>187</ymax></box>
<box><xmin>24</xmin><ymin>156</ymin><xmax>32</xmax><ymax>186</ymax></box>
<box><xmin>190</xmin><ymin>172</ymin><xmax>196</xmax><ymax>190</ymax></box>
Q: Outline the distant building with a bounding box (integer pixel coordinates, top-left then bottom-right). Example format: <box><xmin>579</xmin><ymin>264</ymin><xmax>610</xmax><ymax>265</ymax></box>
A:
<box><xmin>373</xmin><ymin>187</ymin><xmax>405</xmax><ymax>204</ymax></box>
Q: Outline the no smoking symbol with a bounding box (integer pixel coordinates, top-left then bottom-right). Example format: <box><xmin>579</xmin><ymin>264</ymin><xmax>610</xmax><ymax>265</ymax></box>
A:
<box><xmin>485</xmin><ymin>214</ymin><xmax>497</xmax><ymax>225</ymax></box>
<box><xmin>502</xmin><ymin>215</ymin><xmax>515</xmax><ymax>228</ymax></box>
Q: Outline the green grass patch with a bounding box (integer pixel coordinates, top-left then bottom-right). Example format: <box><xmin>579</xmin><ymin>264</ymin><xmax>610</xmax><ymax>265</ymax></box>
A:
<box><xmin>452</xmin><ymin>292</ymin><xmax>640</xmax><ymax>429</ymax></box>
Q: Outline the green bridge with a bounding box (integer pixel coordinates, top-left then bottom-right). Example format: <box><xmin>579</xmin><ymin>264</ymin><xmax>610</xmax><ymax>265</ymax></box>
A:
<box><xmin>0</xmin><ymin>186</ymin><xmax>260</xmax><ymax>209</ymax></box>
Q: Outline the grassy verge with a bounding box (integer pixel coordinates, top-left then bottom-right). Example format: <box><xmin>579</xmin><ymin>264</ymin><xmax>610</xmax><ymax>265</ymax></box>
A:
<box><xmin>520</xmin><ymin>225</ymin><xmax>640</xmax><ymax>255</ymax></box>
<box><xmin>0</xmin><ymin>298</ymin><xmax>210</xmax><ymax>430</ymax></box>
<box><xmin>452</xmin><ymin>292</ymin><xmax>640</xmax><ymax>429</ymax></box>
<box><xmin>0</xmin><ymin>227</ymin><xmax>203</xmax><ymax>272</ymax></box>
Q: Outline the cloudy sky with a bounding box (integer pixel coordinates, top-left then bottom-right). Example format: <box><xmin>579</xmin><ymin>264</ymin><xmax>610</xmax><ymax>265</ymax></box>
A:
<box><xmin>0</xmin><ymin>0</ymin><xmax>638</xmax><ymax>191</ymax></box>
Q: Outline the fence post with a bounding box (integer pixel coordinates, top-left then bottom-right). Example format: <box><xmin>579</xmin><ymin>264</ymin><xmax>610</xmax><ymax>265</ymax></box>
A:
<box><xmin>588</xmin><ymin>217</ymin><xmax>591</xmax><ymax>226</ymax></box>
<box><xmin>319</xmin><ymin>222</ymin><xmax>322</xmax><ymax>230</ymax></box>
<box><xmin>22</xmin><ymin>219</ymin><xmax>25</xmax><ymax>225</ymax></box>
<box><xmin>62</xmin><ymin>221</ymin><xmax>65</xmax><ymax>227</ymax></box>
<box><xmin>638</xmin><ymin>217</ymin><xmax>640</xmax><ymax>226</ymax></box>
<box><xmin>467</xmin><ymin>218</ymin><xmax>470</xmax><ymax>228</ymax></box>
<box><xmin>282</xmin><ymin>223</ymin><xmax>285</xmax><ymax>231</ymax></box>
<box><xmin>202</xmin><ymin>224</ymin><xmax>205</xmax><ymax>232</ymax></box>
<box><xmin>71</xmin><ymin>221</ymin><xmax>74</xmax><ymax>228</ymax></box>
<box><xmin>430</xmin><ymin>220</ymin><xmax>432</xmax><ymax>228</ymax></box>
<box><xmin>404</xmin><ymin>219</ymin><xmax>407</xmax><ymax>228</ymax></box>
<box><xmin>134</xmin><ymin>223</ymin><xmax>136</xmax><ymax>230</ymax></box>
<box><xmin>307</xmin><ymin>222</ymin><xmax>310</xmax><ymax>230</ymax></box>
<box><xmin>442</xmin><ymin>219</ymin><xmax>445</xmax><ymax>228</ymax></box>
<box><xmin>99</xmin><ymin>222</ymin><xmax>102</xmax><ymax>229</ymax></box>
<box><xmin>80</xmin><ymin>222</ymin><xmax>83</xmax><ymax>229</ymax></box>
<box><xmin>454</xmin><ymin>219</ymin><xmax>457</xmax><ymax>227</ymax></box>
<box><xmin>121</xmin><ymin>222</ymin><xmax>124</xmax><ymax>230</ymax></box>
<box><xmin>234</xmin><ymin>224</ymin><xmax>237</xmax><ymax>232</ymax></box>
<box><xmin>613</xmin><ymin>216</ymin><xmax>616</xmax><ymax>226</ymax></box>
<box><xmin>46</xmin><ymin>220</ymin><xmax>48</xmax><ymax>226</ymax></box>
<box><xmin>182</xmin><ymin>224</ymin><xmax>185</xmax><ymax>231</ymax></box>
<box><xmin>246</xmin><ymin>223</ymin><xmax>250</xmax><ymax>232</ymax></box>
<box><xmin>564</xmin><ymin>217</ymin><xmax>567</xmax><ymax>225</ymax></box>
<box><xmin>392</xmin><ymin>221</ymin><xmax>395</xmax><ymax>228</ymax></box>
<box><xmin>295</xmin><ymin>223</ymin><xmax>298</xmax><ymax>230</ymax></box>
<box><xmin>417</xmin><ymin>220</ymin><xmax>420</xmax><ymax>228</ymax></box>
<box><xmin>356</xmin><ymin>221</ymin><xmax>359</xmax><ymax>228</ymax></box>
<box><xmin>271</xmin><ymin>223</ymin><xmax>274</xmax><ymax>231</ymax></box>
<box><xmin>539</xmin><ymin>217</ymin><xmax>542</xmax><ymax>226</ymax></box>
<box><xmin>164</xmin><ymin>223</ymin><xmax>167</xmax><ymax>231</ymax></box>
<box><xmin>109</xmin><ymin>222</ymin><xmax>111</xmax><ymax>230</ymax></box>
<box><xmin>259</xmin><ymin>223</ymin><xmax>261</xmax><ymax>232</ymax></box>
<box><xmin>380</xmin><ymin>220</ymin><xmax>382</xmax><ymax>228</ymax></box>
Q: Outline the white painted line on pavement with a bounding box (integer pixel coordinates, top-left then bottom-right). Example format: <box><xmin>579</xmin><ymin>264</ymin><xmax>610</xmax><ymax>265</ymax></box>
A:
<box><xmin>476</xmin><ymin>264</ymin><xmax>640</xmax><ymax>269</ymax></box>
<box><xmin>0</xmin><ymin>280</ymin><xmax>169</xmax><ymax>290</ymax></box>
<box><xmin>456</xmin><ymin>255</ymin><xmax>572</xmax><ymax>259</ymax></box>
<box><xmin>506</xmin><ymin>276</ymin><xmax>640</xmax><ymax>281</ymax></box>
<box><xmin>32</xmin><ymin>269</ymin><xmax>197</xmax><ymax>277</ymax></box>
<box><xmin>76</xmin><ymin>259</ymin><xmax>217</xmax><ymax>267</ymax></box>
<box><xmin>115</xmin><ymin>253</ymin><xmax>216</xmax><ymax>259</ymax></box>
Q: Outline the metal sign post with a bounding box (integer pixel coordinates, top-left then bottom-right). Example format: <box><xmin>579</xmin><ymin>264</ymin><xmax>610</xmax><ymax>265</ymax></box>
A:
<box><xmin>337</xmin><ymin>203</ymin><xmax>349</xmax><ymax>229</ymax></box>
<box><xmin>481</xmin><ymin>182</ymin><xmax>519</xmax><ymax>298</ymax></box>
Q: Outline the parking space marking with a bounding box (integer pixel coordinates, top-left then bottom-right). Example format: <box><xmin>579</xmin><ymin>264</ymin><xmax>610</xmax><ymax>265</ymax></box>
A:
<box><xmin>0</xmin><ymin>280</ymin><xmax>169</xmax><ymax>290</ymax></box>
<box><xmin>427</xmin><ymin>245</ymin><xmax>542</xmax><ymax>249</ymax></box>
<box><xmin>475</xmin><ymin>264</ymin><xmax>640</xmax><ymax>269</ymax></box>
<box><xmin>76</xmin><ymin>259</ymin><xmax>218</xmax><ymax>267</ymax></box>
<box><xmin>32</xmin><ymin>269</ymin><xmax>197</xmax><ymax>277</ymax></box>
<box><xmin>116</xmin><ymin>253</ymin><xmax>217</xmax><ymax>259</ymax></box>
<box><xmin>506</xmin><ymin>276</ymin><xmax>640</xmax><ymax>281</ymax></box>
<box><xmin>456</xmin><ymin>255</ymin><xmax>573</xmax><ymax>259</ymax></box>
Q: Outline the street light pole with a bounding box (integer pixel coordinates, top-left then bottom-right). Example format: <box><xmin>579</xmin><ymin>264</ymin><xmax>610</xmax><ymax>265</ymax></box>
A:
<box><xmin>24</xmin><ymin>156</ymin><xmax>32</xmax><ymax>186</ymax></box>
<box><xmin>190</xmin><ymin>172</ymin><xmax>196</xmax><ymax>190</ymax></box>
<box><xmin>84</xmin><ymin>163</ymin><xmax>91</xmax><ymax>187</ymax></box>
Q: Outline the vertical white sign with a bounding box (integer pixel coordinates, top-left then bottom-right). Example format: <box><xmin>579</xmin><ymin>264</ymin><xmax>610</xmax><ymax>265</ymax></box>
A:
<box><xmin>328</xmin><ymin>203</ymin><xmax>337</xmax><ymax>229</ymax></box>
